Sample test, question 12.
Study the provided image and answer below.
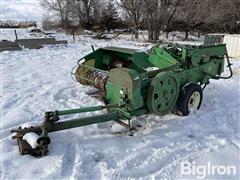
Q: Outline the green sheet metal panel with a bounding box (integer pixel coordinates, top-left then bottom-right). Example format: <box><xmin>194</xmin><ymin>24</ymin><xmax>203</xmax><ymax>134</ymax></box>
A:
<box><xmin>148</xmin><ymin>46</ymin><xmax>180</xmax><ymax>69</ymax></box>
<box><xmin>102</xmin><ymin>47</ymin><xmax>139</xmax><ymax>54</ymax></box>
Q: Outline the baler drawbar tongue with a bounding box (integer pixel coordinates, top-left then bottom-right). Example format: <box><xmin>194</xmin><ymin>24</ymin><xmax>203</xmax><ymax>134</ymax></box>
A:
<box><xmin>11</xmin><ymin>104</ymin><xmax>129</xmax><ymax>157</ymax></box>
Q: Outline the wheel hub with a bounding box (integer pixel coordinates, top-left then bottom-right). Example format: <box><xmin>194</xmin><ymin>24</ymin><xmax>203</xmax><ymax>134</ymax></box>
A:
<box><xmin>147</xmin><ymin>72</ymin><xmax>179</xmax><ymax>115</ymax></box>
<box><xmin>188</xmin><ymin>91</ymin><xmax>201</xmax><ymax>112</ymax></box>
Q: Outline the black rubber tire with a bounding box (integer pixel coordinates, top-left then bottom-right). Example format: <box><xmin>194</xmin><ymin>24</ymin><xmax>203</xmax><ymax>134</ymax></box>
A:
<box><xmin>176</xmin><ymin>83</ymin><xmax>203</xmax><ymax>116</ymax></box>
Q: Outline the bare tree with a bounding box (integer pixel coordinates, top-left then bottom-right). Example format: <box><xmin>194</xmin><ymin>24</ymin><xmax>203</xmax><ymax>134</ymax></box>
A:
<box><xmin>40</xmin><ymin>0</ymin><xmax>240</xmax><ymax>34</ymax></box>
<box><xmin>143</xmin><ymin>0</ymin><xmax>180</xmax><ymax>40</ymax></box>
<box><xmin>41</xmin><ymin>0</ymin><xmax>71</xmax><ymax>29</ymax></box>
<box><xmin>172</xmin><ymin>0</ymin><xmax>240</xmax><ymax>37</ymax></box>
<box><xmin>118</xmin><ymin>0</ymin><xmax>144</xmax><ymax>39</ymax></box>
<box><xmin>171</xmin><ymin>0</ymin><xmax>208</xmax><ymax>39</ymax></box>
<box><xmin>41</xmin><ymin>0</ymin><xmax>99</xmax><ymax>29</ymax></box>
<box><xmin>207</xmin><ymin>0</ymin><xmax>240</xmax><ymax>33</ymax></box>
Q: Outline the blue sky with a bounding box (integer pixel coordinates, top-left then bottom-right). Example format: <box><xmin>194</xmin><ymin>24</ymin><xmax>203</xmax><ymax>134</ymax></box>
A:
<box><xmin>1</xmin><ymin>0</ymin><xmax>44</xmax><ymax>21</ymax></box>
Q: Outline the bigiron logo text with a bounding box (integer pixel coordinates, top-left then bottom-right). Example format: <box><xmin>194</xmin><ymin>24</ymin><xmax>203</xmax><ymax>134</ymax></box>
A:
<box><xmin>180</xmin><ymin>161</ymin><xmax>237</xmax><ymax>179</ymax></box>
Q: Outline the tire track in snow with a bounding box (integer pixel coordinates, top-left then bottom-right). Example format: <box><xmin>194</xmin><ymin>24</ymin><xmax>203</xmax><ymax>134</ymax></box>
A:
<box><xmin>71</xmin><ymin>144</ymin><xmax>108</xmax><ymax>179</ymax></box>
<box><xmin>228</xmin><ymin>134</ymin><xmax>240</xmax><ymax>150</ymax></box>
<box><xmin>151</xmin><ymin>138</ymin><xmax>228</xmax><ymax>179</ymax></box>
<box><xmin>114</xmin><ymin>136</ymin><xmax>227</xmax><ymax>179</ymax></box>
<box><xmin>70</xmin><ymin>144</ymin><xmax>84</xmax><ymax>179</ymax></box>
<box><xmin>100</xmin><ymin>102</ymin><xmax>239</xmax><ymax>179</ymax></box>
<box><xmin>60</xmin><ymin>143</ymin><xmax>77</xmax><ymax>178</ymax></box>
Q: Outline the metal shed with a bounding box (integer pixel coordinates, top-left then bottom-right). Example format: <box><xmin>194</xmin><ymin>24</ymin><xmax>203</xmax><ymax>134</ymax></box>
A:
<box><xmin>223</xmin><ymin>34</ymin><xmax>240</xmax><ymax>58</ymax></box>
<box><xmin>203</xmin><ymin>34</ymin><xmax>225</xmax><ymax>46</ymax></box>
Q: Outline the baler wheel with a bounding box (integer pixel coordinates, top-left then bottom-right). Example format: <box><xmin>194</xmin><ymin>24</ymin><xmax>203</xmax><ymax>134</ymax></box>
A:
<box><xmin>176</xmin><ymin>84</ymin><xmax>203</xmax><ymax>116</ymax></box>
<box><xmin>147</xmin><ymin>71</ymin><xmax>179</xmax><ymax>115</ymax></box>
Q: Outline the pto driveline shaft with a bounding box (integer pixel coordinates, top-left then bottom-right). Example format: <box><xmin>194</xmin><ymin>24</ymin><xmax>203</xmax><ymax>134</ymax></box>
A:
<box><xmin>56</xmin><ymin>105</ymin><xmax>104</xmax><ymax>116</ymax></box>
<box><xmin>55</xmin><ymin>104</ymin><xmax>120</xmax><ymax>116</ymax></box>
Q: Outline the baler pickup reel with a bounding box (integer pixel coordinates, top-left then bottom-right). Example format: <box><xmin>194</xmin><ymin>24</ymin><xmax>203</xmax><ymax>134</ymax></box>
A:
<box><xmin>11</xmin><ymin>44</ymin><xmax>232</xmax><ymax>157</ymax></box>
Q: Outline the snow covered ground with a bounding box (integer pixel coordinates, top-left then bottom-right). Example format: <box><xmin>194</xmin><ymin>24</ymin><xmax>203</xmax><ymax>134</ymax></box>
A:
<box><xmin>1</xmin><ymin>29</ymin><xmax>240</xmax><ymax>180</ymax></box>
